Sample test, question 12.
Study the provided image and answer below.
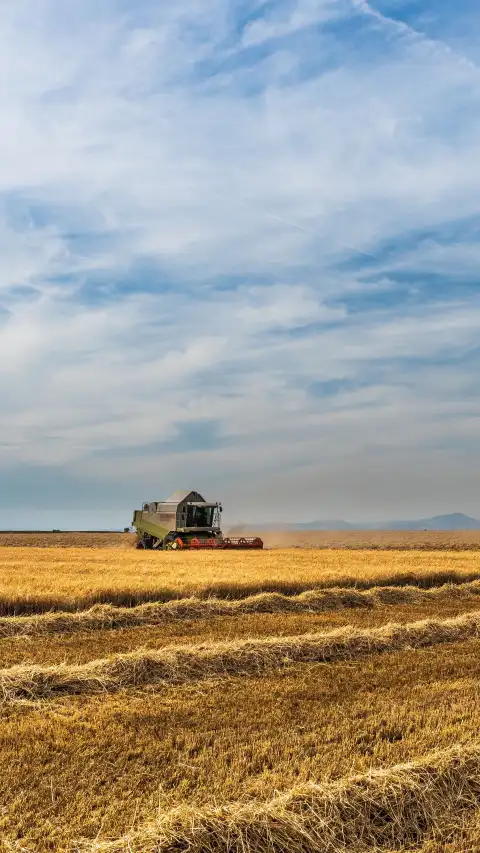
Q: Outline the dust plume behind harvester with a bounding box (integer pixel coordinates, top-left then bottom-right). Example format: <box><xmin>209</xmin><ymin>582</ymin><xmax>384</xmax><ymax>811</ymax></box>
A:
<box><xmin>132</xmin><ymin>490</ymin><xmax>264</xmax><ymax>550</ymax></box>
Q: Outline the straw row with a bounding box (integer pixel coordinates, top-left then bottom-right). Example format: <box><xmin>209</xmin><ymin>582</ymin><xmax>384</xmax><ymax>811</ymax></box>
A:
<box><xmin>2</xmin><ymin>579</ymin><xmax>480</xmax><ymax>638</ymax></box>
<box><xmin>2</xmin><ymin>567</ymin><xmax>480</xmax><ymax>617</ymax></box>
<box><xmin>2</xmin><ymin>609</ymin><xmax>480</xmax><ymax>701</ymax></box>
<box><xmin>80</xmin><ymin>743</ymin><xmax>480</xmax><ymax>852</ymax></box>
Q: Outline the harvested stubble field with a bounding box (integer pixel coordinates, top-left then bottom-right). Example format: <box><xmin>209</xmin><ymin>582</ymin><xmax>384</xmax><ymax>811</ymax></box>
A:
<box><xmin>1</xmin><ymin>595</ymin><xmax>480</xmax><ymax>670</ymax></box>
<box><xmin>255</xmin><ymin>529</ymin><xmax>480</xmax><ymax>550</ymax></box>
<box><xmin>2</xmin><ymin>529</ymin><xmax>480</xmax><ymax>549</ymax></box>
<box><xmin>0</xmin><ymin>546</ymin><xmax>480</xmax><ymax>614</ymax></box>
<box><xmin>1</xmin><ymin>544</ymin><xmax>480</xmax><ymax>851</ymax></box>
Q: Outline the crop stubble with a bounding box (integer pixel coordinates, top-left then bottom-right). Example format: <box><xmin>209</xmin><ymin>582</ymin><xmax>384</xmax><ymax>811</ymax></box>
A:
<box><xmin>0</xmin><ymin>545</ymin><xmax>478</xmax><ymax>851</ymax></box>
<box><xmin>1</xmin><ymin>638</ymin><xmax>480</xmax><ymax>850</ymax></box>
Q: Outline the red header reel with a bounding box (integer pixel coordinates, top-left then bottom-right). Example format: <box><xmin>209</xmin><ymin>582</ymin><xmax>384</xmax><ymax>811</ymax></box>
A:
<box><xmin>173</xmin><ymin>536</ymin><xmax>264</xmax><ymax>550</ymax></box>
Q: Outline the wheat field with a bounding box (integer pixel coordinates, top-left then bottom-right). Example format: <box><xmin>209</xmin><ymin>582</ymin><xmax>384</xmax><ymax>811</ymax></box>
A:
<box><xmin>0</xmin><ymin>543</ymin><xmax>480</xmax><ymax>851</ymax></box>
<box><xmin>1</xmin><ymin>546</ymin><xmax>480</xmax><ymax>614</ymax></box>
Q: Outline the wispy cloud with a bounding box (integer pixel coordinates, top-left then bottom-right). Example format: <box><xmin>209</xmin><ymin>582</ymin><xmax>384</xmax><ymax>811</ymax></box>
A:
<box><xmin>0</xmin><ymin>0</ymin><xmax>479</xmax><ymax>525</ymax></box>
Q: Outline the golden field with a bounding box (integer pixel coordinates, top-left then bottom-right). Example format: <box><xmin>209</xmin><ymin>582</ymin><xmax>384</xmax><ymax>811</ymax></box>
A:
<box><xmin>0</xmin><ymin>546</ymin><xmax>480</xmax><ymax>613</ymax></box>
<box><xmin>0</xmin><ymin>544</ymin><xmax>479</xmax><ymax>850</ymax></box>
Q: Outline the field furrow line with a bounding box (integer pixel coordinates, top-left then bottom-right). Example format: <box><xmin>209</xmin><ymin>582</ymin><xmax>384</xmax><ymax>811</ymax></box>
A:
<box><xmin>2</xmin><ymin>610</ymin><xmax>480</xmax><ymax>701</ymax></box>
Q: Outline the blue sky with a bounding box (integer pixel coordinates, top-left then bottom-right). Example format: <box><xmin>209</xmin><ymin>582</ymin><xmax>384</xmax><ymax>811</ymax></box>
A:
<box><xmin>0</xmin><ymin>0</ymin><xmax>479</xmax><ymax>528</ymax></box>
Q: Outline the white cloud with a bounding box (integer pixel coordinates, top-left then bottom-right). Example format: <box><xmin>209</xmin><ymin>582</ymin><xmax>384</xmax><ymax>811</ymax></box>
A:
<box><xmin>0</xmin><ymin>0</ymin><xmax>478</xmax><ymax>520</ymax></box>
<box><xmin>241</xmin><ymin>0</ymin><xmax>349</xmax><ymax>46</ymax></box>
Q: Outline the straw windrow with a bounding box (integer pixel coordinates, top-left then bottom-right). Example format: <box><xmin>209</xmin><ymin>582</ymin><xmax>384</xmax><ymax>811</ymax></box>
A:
<box><xmin>80</xmin><ymin>743</ymin><xmax>480</xmax><ymax>852</ymax></box>
<box><xmin>2</xmin><ymin>609</ymin><xmax>480</xmax><ymax>701</ymax></box>
<box><xmin>1</xmin><ymin>579</ymin><xmax>480</xmax><ymax>638</ymax></box>
<box><xmin>2</xmin><ymin>567</ymin><xmax>480</xmax><ymax>617</ymax></box>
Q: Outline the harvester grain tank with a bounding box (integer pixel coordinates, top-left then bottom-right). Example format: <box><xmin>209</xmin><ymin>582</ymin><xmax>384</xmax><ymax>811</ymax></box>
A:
<box><xmin>132</xmin><ymin>490</ymin><xmax>263</xmax><ymax>550</ymax></box>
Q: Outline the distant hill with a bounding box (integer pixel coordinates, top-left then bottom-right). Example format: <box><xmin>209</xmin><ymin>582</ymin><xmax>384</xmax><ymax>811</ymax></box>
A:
<box><xmin>372</xmin><ymin>513</ymin><xmax>480</xmax><ymax>531</ymax></box>
<box><xmin>230</xmin><ymin>513</ymin><xmax>480</xmax><ymax>532</ymax></box>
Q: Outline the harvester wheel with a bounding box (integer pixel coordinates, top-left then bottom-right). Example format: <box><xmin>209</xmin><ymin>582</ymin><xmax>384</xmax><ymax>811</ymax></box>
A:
<box><xmin>136</xmin><ymin>534</ymin><xmax>155</xmax><ymax>550</ymax></box>
<box><xmin>135</xmin><ymin>540</ymin><xmax>145</xmax><ymax>550</ymax></box>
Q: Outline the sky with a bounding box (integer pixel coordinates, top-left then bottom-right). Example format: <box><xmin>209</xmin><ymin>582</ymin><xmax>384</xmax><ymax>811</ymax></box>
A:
<box><xmin>0</xmin><ymin>0</ymin><xmax>479</xmax><ymax>529</ymax></box>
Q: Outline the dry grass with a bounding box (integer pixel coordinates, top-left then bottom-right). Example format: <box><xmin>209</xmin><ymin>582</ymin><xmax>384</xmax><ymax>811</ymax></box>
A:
<box><xmin>0</xmin><ymin>547</ymin><xmax>479</xmax><ymax>614</ymax></box>
<box><xmin>2</xmin><ymin>609</ymin><xmax>480</xmax><ymax>701</ymax></box>
<box><xmin>82</xmin><ymin>743</ymin><xmax>480</xmax><ymax>852</ymax></box>
<box><xmin>1</xmin><ymin>578</ymin><xmax>480</xmax><ymax>639</ymax></box>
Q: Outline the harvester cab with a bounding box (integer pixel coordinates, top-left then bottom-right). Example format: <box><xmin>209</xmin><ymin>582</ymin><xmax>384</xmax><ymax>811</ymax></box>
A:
<box><xmin>132</xmin><ymin>490</ymin><xmax>263</xmax><ymax>551</ymax></box>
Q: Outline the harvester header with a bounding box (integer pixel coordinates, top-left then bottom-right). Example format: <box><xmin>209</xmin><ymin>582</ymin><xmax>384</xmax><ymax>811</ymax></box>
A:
<box><xmin>132</xmin><ymin>490</ymin><xmax>263</xmax><ymax>550</ymax></box>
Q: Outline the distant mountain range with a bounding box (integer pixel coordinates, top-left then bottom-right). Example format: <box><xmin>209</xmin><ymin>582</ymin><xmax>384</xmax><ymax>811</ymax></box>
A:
<box><xmin>230</xmin><ymin>513</ymin><xmax>480</xmax><ymax>532</ymax></box>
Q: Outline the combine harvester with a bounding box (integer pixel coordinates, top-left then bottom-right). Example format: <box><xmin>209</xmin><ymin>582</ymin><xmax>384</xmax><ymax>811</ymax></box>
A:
<box><xmin>132</xmin><ymin>490</ymin><xmax>264</xmax><ymax>550</ymax></box>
